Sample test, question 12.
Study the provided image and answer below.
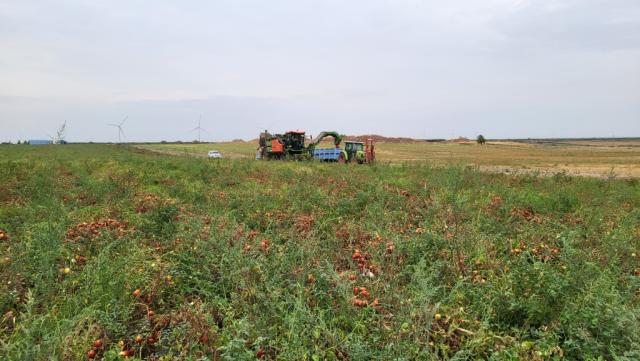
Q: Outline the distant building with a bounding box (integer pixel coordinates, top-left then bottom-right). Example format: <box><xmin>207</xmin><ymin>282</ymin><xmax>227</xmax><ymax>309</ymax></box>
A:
<box><xmin>28</xmin><ymin>139</ymin><xmax>53</xmax><ymax>145</ymax></box>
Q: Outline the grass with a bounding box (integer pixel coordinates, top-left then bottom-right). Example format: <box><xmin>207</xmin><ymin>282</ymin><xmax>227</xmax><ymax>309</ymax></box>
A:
<box><xmin>1</xmin><ymin>144</ymin><xmax>639</xmax><ymax>360</ymax></box>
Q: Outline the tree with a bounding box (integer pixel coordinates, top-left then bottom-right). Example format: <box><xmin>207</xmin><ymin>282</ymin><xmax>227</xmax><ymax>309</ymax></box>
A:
<box><xmin>477</xmin><ymin>134</ymin><xmax>486</xmax><ymax>145</ymax></box>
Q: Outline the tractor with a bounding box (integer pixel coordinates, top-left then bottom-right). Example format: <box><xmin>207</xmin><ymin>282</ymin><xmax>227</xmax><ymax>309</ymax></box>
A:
<box><xmin>339</xmin><ymin>139</ymin><xmax>375</xmax><ymax>164</ymax></box>
<box><xmin>342</xmin><ymin>141</ymin><xmax>364</xmax><ymax>164</ymax></box>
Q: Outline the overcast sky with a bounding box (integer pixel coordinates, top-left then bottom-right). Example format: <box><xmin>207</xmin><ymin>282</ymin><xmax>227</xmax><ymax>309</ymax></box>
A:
<box><xmin>1</xmin><ymin>0</ymin><xmax>639</xmax><ymax>142</ymax></box>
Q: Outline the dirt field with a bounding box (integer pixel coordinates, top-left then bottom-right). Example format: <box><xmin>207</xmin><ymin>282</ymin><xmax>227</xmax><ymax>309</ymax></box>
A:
<box><xmin>137</xmin><ymin>139</ymin><xmax>640</xmax><ymax>178</ymax></box>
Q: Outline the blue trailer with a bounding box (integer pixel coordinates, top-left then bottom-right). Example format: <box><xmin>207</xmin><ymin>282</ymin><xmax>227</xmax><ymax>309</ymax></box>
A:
<box><xmin>313</xmin><ymin>147</ymin><xmax>343</xmax><ymax>161</ymax></box>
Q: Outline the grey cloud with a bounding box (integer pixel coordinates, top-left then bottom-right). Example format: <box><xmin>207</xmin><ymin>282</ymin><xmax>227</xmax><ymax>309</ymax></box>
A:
<box><xmin>494</xmin><ymin>0</ymin><xmax>640</xmax><ymax>52</ymax></box>
<box><xmin>1</xmin><ymin>0</ymin><xmax>639</xmax><ymax>141</ymax></box>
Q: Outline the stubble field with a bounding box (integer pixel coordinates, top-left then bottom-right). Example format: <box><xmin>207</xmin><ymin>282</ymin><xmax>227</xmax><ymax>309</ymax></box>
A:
<box><xmin>138</xmin><ymin>139</ymin><xmax>640</xmax><ymax>178</ymax></box>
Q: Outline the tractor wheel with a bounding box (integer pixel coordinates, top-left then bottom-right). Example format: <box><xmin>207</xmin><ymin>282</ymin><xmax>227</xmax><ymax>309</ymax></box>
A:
<box><xmin>338</xmin><ymin>153</ymin><xmax>347</xmax><ymax>164</ymax></box>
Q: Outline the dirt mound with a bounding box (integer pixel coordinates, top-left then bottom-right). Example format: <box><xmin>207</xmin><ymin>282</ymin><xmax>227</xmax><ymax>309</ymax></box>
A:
<box><xmin>343</xmin><ymin>135</ymin><xmax>424</xmax><ymax>143</ymax></box>
<box><xmin>446</xmin><ymin>137</ymin><xmax>472</xmax><ymax>144</ymax></box>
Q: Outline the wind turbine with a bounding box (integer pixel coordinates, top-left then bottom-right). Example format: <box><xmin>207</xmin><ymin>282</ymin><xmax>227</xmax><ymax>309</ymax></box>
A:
<box><xmin>108</xmin><ymin>116</ymin><xmax>127</xmax><ymax>143</ymax></box>
<box><xmin>55</xmin><ymin>120</ymin><xmax>67</xmax><ymax>144</ymax></box>
<box><xmin>191</xmin><ymin>115</ymin><xmax>208</xmax><ymax>143</ymax></box>
<box><xmin>45</xmin><ymin>120</ymin><xmax>68</xmax><ymax>144</ymax></box>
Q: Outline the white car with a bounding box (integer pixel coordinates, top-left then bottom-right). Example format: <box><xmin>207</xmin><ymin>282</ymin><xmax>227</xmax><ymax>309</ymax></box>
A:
<box><xmin>207</xmin><ymin>150</ymin><xmax>222</xmax><ymax>158</ymax></box>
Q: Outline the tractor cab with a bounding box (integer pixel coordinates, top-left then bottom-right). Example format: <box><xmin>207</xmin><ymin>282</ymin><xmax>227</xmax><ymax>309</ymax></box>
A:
<box><xmin>345</xmin><ymin>141</ymin><xmax>364</xmax><ymax>153</ymax></box>
<box><xmin>344</xmin><ymin>141</ymin><xmax>366</xmax><ymax>164</ymax></box>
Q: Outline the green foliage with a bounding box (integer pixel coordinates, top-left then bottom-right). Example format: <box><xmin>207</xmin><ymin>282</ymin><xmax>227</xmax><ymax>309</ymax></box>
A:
<box><xmin>0</xmin><ymin>144</ymin><xmax>638</xmax><ymax>360</ymax></box>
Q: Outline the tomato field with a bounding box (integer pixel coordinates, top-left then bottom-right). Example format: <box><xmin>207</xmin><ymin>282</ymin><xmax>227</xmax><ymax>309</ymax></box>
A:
<box><xmin>1</xmin><ymin>144</ymin><xmax>639</xmax><ymax>360</ymax></box>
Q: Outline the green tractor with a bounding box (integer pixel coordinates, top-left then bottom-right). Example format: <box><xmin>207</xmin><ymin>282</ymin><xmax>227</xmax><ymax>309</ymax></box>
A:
<box><xmin>340</xmin><ymin>141</ymin><xmax>366</xmax><ymax>164</ymax></box>
<box><xmin>339</xmin><ymin>140</ymin><xmax>375</xmax><ymax>164</ymax></box>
